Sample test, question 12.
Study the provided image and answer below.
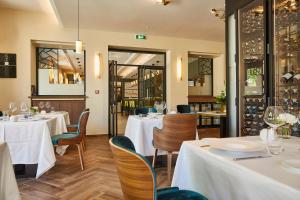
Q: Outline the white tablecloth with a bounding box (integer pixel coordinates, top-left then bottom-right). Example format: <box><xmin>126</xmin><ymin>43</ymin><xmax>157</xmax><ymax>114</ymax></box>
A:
<box><xmin>172</xmin><ymin>137</ymin><xmax>300</xmax><ymax>200</ymax></box>
<box><xmin>125</xmin><ymin>115</ymin><xmax>198</xmax><ymax>156</ymax></box>
<box><xmin>0</xmin><ymin>141</ymin><xmax>20</xmax><ymax>200</ymax></box>
<box><xmin>125</xmin><ymin>115</ymin><xmax>164</xmax><ymax>156</ymax></box>
<box><xmin>0</xmin><ymin>118</ymin><xmax>57</xmax><ymax>178</ymax></box>
<box><xmin>37</xmin><ymin>111</ymin><xmax>70</xmax><ymax>135</ymax></box>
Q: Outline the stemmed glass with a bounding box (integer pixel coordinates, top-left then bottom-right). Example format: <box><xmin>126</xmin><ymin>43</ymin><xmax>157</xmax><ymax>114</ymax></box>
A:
<box><xmin>263</xmin><ymin>106</ymin><xmax>286</xmax><ymax>133</ymax></box>
<box><xmin>20</xmin><ymin>102</ymin><xmax>29</xmax><ymax>114</ymax></box>
<box><xmin>9</xmin><ymin>102</ymin><xmax>17</xmax><ymax>115</ymax></box>
<box><xmin>161</xmin><ymin>101</ymin><xmax>167</xmax><ymax>114</ymax></box>
<box><xmin>45</xmin><ymin>101</ymin><xmax>51</xmax><ymax>113</ymax></box>
<box><xmin>39</xmin><ymin>102</ymin><xmax>45</xmax><ymax>112</ymax></box>
<box><xmin>263</xmin><ymin>106</ymin><xmax>286</xmax><ymax>155</ymax></box>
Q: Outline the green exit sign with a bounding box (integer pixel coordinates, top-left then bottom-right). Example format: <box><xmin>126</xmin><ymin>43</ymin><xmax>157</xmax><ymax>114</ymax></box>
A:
<box><xmin>135</xmin><ymin>34</ymin><xmax>147</xmax><ymax>40</ymax></box>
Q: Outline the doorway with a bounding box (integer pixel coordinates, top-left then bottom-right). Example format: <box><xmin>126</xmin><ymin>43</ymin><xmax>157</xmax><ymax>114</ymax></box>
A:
<box><xmin>108</xmin><ymin>49</ymin><xmax>166</xmax><ymax>138</ymax></box>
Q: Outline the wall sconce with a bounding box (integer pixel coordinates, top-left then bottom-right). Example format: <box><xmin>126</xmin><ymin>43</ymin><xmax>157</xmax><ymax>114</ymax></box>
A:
<box><xmin>177</xmin><ymin>57</ymin><xmax>183</xmax><ymax>81</ymax></box>
<box><xmin>95</xmin><ymin>52</ymin><xmax>103</xmax><ymax>79</ymax></box>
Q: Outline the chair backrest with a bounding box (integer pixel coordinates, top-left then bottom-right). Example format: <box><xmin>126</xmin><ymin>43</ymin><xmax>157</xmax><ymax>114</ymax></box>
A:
<box><xmin>77</xmin><ymin>111</ymin><xmax>90</xmax><ymax>139</ymax></box>
<box><xmin>0</xmin><ymin>111</ymin><xmax>2</xmax><ymax>117</ymax></box>
<box><xmin>177</xmin><ymin>105</ymin><xmax>191</xmax><ymax>113</ymax></box>
<box><xmin>154</xmin><ymin>114</ymin><xmax>197</xmax><ymax>152</ymax></box>
<box><xmin>135</xmin><ymin>107</ymin><xmax>157</xmax><ymax>115</ymax></box>
<box><xmin>110</xmin><ymin>136</ymin><xmax>156</xmax><ymax>200</ymax></box>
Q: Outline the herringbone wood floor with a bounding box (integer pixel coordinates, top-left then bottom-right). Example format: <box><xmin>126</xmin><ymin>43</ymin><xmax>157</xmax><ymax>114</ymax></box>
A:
<box><xmin>17</xmin><ymin>135</ymin><xmax>169</xmax><ymax>200</ymax></box>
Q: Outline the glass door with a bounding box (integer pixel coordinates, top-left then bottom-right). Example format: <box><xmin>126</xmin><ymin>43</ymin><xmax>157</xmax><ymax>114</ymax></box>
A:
<box><xmin>138</xmin><ymin>66</ymin><xmax>165</xmax><ymax>108</ymax></box>
<box><xmin>108</xmin><ymin>60</ymin><xmax>118</xmax><ymax>138</ymax></box>
<box><xmin>238</xmin><ymin>0</ymin><xmax>266</xmax><ymax>136</ymax></box>
<box><xmin>273</xmin><ymin>0</ymin><xmax>300</xmax><ymax>135</ymax></box>
<box><xmin>273</xmin><ymin>0</ymin><xmax>300</xmax><ymax>116</ymax></box>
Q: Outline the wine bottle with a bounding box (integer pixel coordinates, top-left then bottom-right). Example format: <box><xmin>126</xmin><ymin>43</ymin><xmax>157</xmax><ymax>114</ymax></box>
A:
<box><xmin>280</xmin><ymin>71</ymin><xmax>294</xmax><ymax>83</ymax></box>
<box><xmin>293</xmin><ymin>73</ymin><xmax>300</xmax><ymax>83</ymax></box>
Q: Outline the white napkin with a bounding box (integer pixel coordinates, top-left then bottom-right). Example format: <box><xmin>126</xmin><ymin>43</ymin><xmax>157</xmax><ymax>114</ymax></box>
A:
<box><xmin>260</xmin><ymin>129</ymin><xmax>275</xmax><ymax>143</ymax></box>
<box><xmin>56</xmin><ymin>145</ymin><xmax>69</xmax><ymax>156</ymax></box>
<box><xmin>168</xmin><ymin>111</ymin><xmax>177</xmax><ymax>114</ymax></box>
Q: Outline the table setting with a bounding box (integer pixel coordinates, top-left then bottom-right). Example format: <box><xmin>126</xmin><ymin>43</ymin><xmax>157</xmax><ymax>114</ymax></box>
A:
<box><xmin>0</xmin><ymin>101</ymin><xmax>71</xmax><ymax>178</ymax></box>
<box><xmin>172</xmin><ymin>105</ymin><xmax>300</xmax><ymax>200</ymax></box>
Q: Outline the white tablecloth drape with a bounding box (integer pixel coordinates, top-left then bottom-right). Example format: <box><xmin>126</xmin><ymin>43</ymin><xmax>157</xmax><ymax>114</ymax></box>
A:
<box><xmin>0</xmin><ymin>119</ymin><xmax>57</xmax><ymax>178</ymax></box>
<box><xmin>0</xmin><ymin>141</ymin><xmax>20</xmax><ymax>200</ymax></box>
<box><xmin>37</xmin><ymin>111</ymin><xmax>70</xmax><ymax>135</ymax></box>
<box><xmin>125</xmin><ymin>115</ymin><xmax>198</xmax><ymax>156</ymax></box>
<box><xmin>125</xmin><ymin>115</ymin><xmax>164</xmax><ymax>156</ymax></box>
<box><xmin>172</xmin><ymin>137</ymin><xmax>300</xmax><ymax>200</ymax></box>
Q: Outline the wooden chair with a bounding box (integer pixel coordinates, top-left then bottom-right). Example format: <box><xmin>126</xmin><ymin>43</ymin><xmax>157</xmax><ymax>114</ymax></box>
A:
<box><xmin>66</xmin><ymin>108</ymin><xmax>90</xmax><ymax>150</ymax></box>
<box><xmin>51</xmin><ymin>111</ymin><xmax>90</xmax><ymax>170</ymax></box>
<box><xmin>110</xmin><ymin>136</ymin><xmax>207</xmax><ymax>200</ymax></box>
<box><xmin>152</xmin><ymin>114</ymin><xmax>197</xmax><ymax>185</ymax></box>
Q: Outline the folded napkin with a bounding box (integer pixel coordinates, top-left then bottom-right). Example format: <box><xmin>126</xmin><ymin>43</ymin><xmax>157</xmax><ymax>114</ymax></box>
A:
<box><xmin>260</xmin><ymin>128</ymin><xmax>275</xmax><ymax>143</ymax></box>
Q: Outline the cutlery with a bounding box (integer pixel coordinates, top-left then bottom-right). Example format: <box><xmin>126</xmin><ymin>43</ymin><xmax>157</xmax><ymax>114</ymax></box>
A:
<box><xmin>233</xmin><ymin>155</ymin><xmax>271</xmax><ymax>161</ymax></box>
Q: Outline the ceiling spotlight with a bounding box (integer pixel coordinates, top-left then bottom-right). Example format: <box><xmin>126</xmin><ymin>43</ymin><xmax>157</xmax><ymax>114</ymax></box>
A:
<box><xmin>156</xmin><ymin>0</ymin><xmax>171</xmax><ymax>6</ymax></box>
<box><xmin>211</xmin><ymin>8</ymin><xmax>225</xmax><ymax>21</ymax></box>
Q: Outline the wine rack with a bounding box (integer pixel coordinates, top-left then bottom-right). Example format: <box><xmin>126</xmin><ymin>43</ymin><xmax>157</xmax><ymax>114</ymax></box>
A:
<box><xmin>239</xmin><ymin>0</ymin><xmax>266</xmax><ymax>136</ymax></box>
<box><xmin>274</xmin><ymin>0</ymin><xmax>300</xmax><ymax>120</ymax></box>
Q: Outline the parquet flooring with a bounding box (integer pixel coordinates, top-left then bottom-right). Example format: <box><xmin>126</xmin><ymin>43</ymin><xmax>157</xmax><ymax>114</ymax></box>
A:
<box><xmin>17</xmin><ymin>135</ymin><xmax>169</xmax><ymax>200</ymax></box>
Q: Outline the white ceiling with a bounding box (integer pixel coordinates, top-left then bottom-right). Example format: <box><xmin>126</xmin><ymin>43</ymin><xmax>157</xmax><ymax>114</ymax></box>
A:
<box><xmin>52</xmin><ymin>0</ymin><xmax>225</xmax><ymax>41</ymax></box>
<box><xmin>0</xmin><ymin>0</ymin><xmax>225</xmax><ymax>41</ymax></box>
<box><xmin>0</xmin><ymin>0</ymin><xmax>54</xmax><ymax>13</ymax></box>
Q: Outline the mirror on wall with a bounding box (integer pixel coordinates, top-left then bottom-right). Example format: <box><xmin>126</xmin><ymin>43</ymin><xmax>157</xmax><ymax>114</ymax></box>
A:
<box><xmin>36</xmin><ymin>47</ymin><xmax>85</xmax><ymax>95</ymax></box>
<box><xmin>188</xmin><ymin>54</ymin><xmax>213</xmax><ymax>96</ymax></box>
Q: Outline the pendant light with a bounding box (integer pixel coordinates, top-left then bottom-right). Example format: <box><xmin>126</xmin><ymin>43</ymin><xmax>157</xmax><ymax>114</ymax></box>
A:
<box><xmin>75</xmin><ymin>0</ymin><xmax>83</xmax><ymax>54</ymax></box>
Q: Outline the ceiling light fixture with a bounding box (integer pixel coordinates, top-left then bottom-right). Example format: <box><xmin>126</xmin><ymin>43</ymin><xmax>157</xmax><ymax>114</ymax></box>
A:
<box><xmin>211</xmin><ymin>8</ymin><xmax>225</xmax><ymax>21</ymax></box>
<box><xmin>75</xmin><ymin>0</ymin><xmax>83</xmax><ymax>54</ymax></box>
<box><xmin>156</xmin><ymin>0</ymin><xmax>171</xmax><ymax>6</ymax></box>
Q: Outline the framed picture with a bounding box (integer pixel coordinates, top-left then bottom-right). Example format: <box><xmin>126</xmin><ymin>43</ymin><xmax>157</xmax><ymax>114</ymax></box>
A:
<box><xmin>0</xmin><ymin>53</ymin><xmax>16</xmax><ymax>78</ymax></box>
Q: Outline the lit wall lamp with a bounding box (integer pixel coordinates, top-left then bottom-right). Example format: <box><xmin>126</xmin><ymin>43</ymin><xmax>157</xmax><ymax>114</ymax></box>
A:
<box><xmin>95</xmin><ymin>52</ymin><xmax>103</xmax><ymax>79</ymax></box>
<box><xmin>177</xmin><ymin>57</ymin><xmax>183</xmax><ymax>81</ymax></box>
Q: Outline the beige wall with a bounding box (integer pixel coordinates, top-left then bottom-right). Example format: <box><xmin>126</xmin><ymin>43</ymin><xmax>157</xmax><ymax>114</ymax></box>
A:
<box><xmin>0</xmin><ymin>8</ymin><xmax>225</xmax><ymax>134</ymax></box>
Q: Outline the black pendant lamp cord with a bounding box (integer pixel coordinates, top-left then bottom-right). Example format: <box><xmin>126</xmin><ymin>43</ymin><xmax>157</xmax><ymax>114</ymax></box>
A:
<box><xmin>77</xmin><ymin>0</ymin><xmax>79</xmax><ymax>40</ymax></box>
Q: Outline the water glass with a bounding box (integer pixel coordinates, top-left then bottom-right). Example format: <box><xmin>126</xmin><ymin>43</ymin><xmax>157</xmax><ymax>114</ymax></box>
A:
<box><xmin>267</xmin><ymin>137</ymin><xmax>283</xmax><ymax>155</ymax></box>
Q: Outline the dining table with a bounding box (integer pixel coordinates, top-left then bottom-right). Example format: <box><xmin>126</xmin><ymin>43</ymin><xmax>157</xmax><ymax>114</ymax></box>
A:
<box><xmin>125</xmin><ymin>114</ymin><xmax>199</xmax><ymax>156</ymax></box>
<box><xmin>172</xmin><ymin>136</ymin><xmax>300</xmax><ymax>200</ymax></box>
<box><xmin>0</xmin><ymin>111</ymin><xmax>70</xmax><ymax>178</ymax></box>
<box><xmin>125</xmin><ymin>114</ymin><xmax>164</xmax><ymax>156</ymax></box>
<box><xmin>0</xmin><ymin>141</ymin><xmax>21</xmax><ymax>200</ymax></box>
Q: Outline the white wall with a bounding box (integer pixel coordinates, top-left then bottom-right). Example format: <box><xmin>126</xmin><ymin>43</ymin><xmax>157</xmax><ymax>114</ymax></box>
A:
<box><xmin>0</xmin><ymin>8</ymin><xmax>225</xmax><ymax>134</ymax></box>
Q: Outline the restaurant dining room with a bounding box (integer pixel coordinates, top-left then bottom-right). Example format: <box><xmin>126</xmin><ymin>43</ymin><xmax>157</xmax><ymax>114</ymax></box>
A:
<box><xmin>0</xmin><ymin>0</ymin><xmax>299</xmax><ymax>200</ymax></box>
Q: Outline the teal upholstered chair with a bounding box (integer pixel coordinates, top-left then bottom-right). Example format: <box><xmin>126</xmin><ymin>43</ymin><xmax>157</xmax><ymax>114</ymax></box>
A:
<box><xmin>65</xmin><ymin>108</ymin><xmax>90</xmax><ymax>150</ymax></box>
<box><xmin>51</xmin><ymin>111</ymin><xmax>90</xmax><ymax>170</ymax></box>
<box><xmin>66</xmin><ymin>108</ymin><xmax>90</xmax><ymax>131</ymax></box>
<box><xmin>110</xmin><ymin>136</ymin><xmax>207</xmax><ymax>200</ymax></box>
<box><xmin>135</xmin><ymin>107</ymin><xmax>157</xmax><ymax>115</ymax></box>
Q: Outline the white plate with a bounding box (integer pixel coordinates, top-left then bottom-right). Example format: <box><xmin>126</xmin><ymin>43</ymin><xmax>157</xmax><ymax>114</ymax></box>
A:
<box><xmin>210</xmin><ymin>139</ymin><xmax>266</xmax><ymax>152</ymax></box>
<box><xmin>281</xmin><ymin>160</ymin><xmax>300</xmax><ymax>174</ymax></box>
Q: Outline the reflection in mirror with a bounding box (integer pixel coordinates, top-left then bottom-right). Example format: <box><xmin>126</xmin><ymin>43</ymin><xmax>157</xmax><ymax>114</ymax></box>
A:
<box><xmin>37</xmin><ymin>48</ymin><xmax>85</xmax><ymax>95</ymax></box>
<box><xmin>188</xmin><ymin>55</ymin><xmax>213</xmax><ymax>96</ymax></box>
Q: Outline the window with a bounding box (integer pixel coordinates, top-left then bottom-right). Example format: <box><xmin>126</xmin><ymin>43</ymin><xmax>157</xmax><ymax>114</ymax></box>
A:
<box><xmin>36</xmin><ymin>47</ymin><xmax>85</xmax><ymax>95</ymax></box>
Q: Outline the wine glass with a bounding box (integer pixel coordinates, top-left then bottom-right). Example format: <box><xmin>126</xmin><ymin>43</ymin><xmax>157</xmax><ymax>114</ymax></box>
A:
<box><xmin>45</xmin><ymin>101</ymin><xmax>51</xmax><ymax>113</ymax></box>
<box><xmin>39</xmin><ymin>102</ymin><xmax>45</xmax><ymax>112</ymax></box>
<box><xmin>9</xmin><ymin>102</ymin><xmax>17</xmax><ymax>115</ymax></box>
<box><xmin>20</xmin><ymin>102</ymin><xmax>29</xmax><ymax>114</ymax></box>
<box><xmin>264</xmin><ymin>106</ymin><xmax>286</xmax><ymax>130</ymax></box>
<box><xmin>263</xmin><ymin>106</ymin><xmax>286</xmax><ymax>154</ymax></box>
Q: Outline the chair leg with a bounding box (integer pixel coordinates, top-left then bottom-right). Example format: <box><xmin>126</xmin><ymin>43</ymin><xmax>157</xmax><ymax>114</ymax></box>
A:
<box><xmin>167</xmin><ymin>152</ymin><xmax>172</xmax><ymax>185</ymax></box>
<box><xmin>82</xmin><ymin>139</ymin><xmax>86</xmax><ymax>151</ymax></box>
<box><xmin>152</xmin><ymin>148</ymin><xmax>158</xmax><ymax>168</ymax></box>
<box><xmin>76</xmin><ymin>144</ymin><xmax>84</xmax><ymax>170</ymax></box>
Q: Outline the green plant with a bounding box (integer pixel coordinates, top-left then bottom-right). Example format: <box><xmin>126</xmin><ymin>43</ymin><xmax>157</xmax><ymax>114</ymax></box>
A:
<box><xmin>216</xmin><ymin>90</ymin><xmax>226</xmax><ymax>104</ymax></box>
